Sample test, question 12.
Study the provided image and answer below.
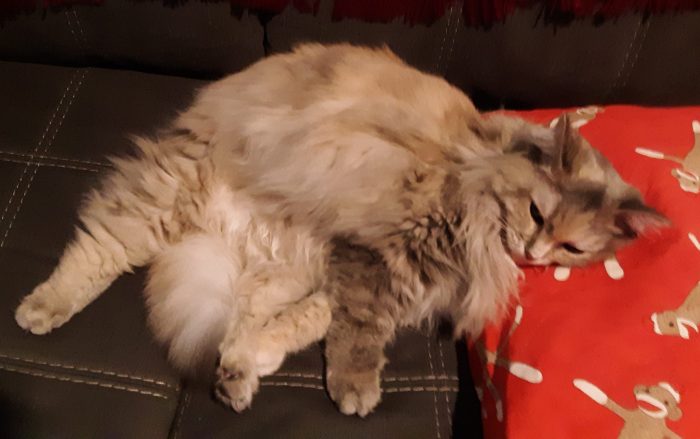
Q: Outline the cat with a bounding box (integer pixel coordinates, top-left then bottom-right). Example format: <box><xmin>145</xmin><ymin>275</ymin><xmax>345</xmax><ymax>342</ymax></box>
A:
<box><xmin>13</xmin><ymin>43</ymin><xmax>668</xmax><ymax>416</ymax></box>
<box><xmin>314</xmin><ymin>112</ymin><xmax>668</xmax><ymax>415</ymax></box>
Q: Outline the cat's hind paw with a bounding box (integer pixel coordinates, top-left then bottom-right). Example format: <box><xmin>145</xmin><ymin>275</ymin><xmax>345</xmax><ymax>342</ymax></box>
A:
<box><xmin>214</xmin><ymin>363</ymin><xmax>259</xmax><ymax>413</ymax></box>
<box><xmin>327</xmin><ymin>370</ymin><xmax>382</xmax><ymax>417</ymax></box>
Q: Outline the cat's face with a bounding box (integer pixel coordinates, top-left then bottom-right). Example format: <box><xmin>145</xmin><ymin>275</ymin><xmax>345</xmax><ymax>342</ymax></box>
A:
<box><xmin>496</xmin><ymin>115</ymin><xmax>669</xmax><ymax>268</ymax></box>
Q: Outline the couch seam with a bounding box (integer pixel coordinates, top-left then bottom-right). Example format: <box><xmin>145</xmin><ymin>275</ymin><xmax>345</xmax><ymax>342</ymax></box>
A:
<box><xmin>272</xmin><ymin>371</ymin><xmax>458</xmax><ymax>381</ymax></box>
<box><xmin>0</xmin><ymin>352</ymin><xmax>177</xmax><ymax>390</ymax></box>
<box><xmin>0</xmin><ymin>156</ymin><xmax>101</xmax><ymax>173</ymax></box>
<box><xmin>443</xmin><ymin>3</ymin><xmax>460</xmax><ymax>76</ymax></box>
<box><xmin>433</xmin><ymin>3</ymin><xmax>456</xmax><ymax>75</ymax></box>
<box><xmin>64</xmin><ymin>10</ymin><xmax>86</xmax><ymax>57</ymax></box>
<box><xmin>0</xmin><ymin>353</ymin><xmax>453</xmax><ymax>391</ymax></box>
<box><xmin>605</xmin><ymin>15</ymin><xmax>649</xmax><ymax>100</ymax></box>
<box><xmin>618</xmin><ymin>17</ymin><xmax>651</xmax><ymax>93</ymax></box>
<box><xmin>170</xmin><ymin>388</ymin><xmax>190</xmax><ymax>439</ymax></box>
<box><xmin>71</xmin><ymin>7</ymin><xmax>90</xmax><ymax>53</ymax></box>
<box><xmin>259</xmin><ymin>381</ymin><xmax>459</xmax><ymax>393</ymax></box>
<box><xmin>0</xmin><ymin>362</ymin><xmax>170</xmax><ymax>400</ymax></box>
<box><xmin>0</xmin><ymin>150</ymin><xmax>111</xmax><ymax>168</ymax></box>
<box><xmin>437</xmin><ymin>338</ymin><xmax>453</xmax><ymax>431</ymax></box>
<box><xmin>0</xmin><ymin>71</ymin><xmax>78</xmax><ymax>233</ymax></box>
<box><xmin>426</xmin><ymin>336</ymin><xmax>442</xmax><ymax>439</ymax></box>
<box><xmin>0</xmin><ymin>69</ymin><xmax>87</xmax><ymax>248</ymax></box>
<box><xmin>384</xmin><ymin>386</ymin><xmax>459</xmax><ymax>393</ymax></box>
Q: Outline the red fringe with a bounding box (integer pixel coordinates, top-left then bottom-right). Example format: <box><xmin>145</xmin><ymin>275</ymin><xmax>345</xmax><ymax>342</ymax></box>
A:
<box><xmin>2</xmin><ymin>0</ymin><xmax>700</xmax><ymax>27</ymax></box>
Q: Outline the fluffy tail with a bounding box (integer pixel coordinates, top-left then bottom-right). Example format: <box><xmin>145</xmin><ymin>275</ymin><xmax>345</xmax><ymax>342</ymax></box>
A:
<box><xmin>145</xmin><ymin>233</ymin><xmax>239</xmax><ymax>376</ymax></box>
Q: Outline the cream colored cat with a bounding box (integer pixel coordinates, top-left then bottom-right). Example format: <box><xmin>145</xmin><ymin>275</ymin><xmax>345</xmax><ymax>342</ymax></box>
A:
<box><xmin>14</xmin><ymin>44</ymin><xmax>667</xmax><ymax>415</ymax></box>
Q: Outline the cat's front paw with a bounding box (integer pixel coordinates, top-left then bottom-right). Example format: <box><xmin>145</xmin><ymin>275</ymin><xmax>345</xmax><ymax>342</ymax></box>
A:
<box><xmin>15</xmin><ymin>288</ymin><xmax>73</xmax><ymax>335</ymax></box>
<box><xmin>327</xmin><ymin>369</ymin><xmax>382</xmax><ymax>417</ymax></box>
<box><xmin>214</xmin><ymin>361</ymin><xmax>259</xmax><ymax>413</ymax></box>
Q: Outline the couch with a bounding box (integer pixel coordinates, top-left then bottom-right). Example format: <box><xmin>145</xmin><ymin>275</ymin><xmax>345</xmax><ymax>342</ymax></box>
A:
<box><xmin>1</xmin><ymin>1</ymin><xmax>698</xmax><ymax>438</ymax></box>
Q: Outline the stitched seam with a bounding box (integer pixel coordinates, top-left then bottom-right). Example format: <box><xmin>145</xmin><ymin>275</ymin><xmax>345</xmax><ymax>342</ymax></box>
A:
<box><xmin>0</xmin><ymin>71</ymin><xmax>78</xmax><ymax>232</ymax></box>
<box><xmin>443</xmin><ymin>5</ymin><xmax>460</xmax><ymax>75</ymax></box>
<box><xmin>71</xmin><ymin>8</ymin><xmax>90</xmax><ymax>52</ymax></box>
<box><xmin>0</xmin><ymin>363</ymin><xmax>169</xmax><ymax>399</ymax></box>
<box><xmin>427</xmin><ymin>336</ymin><xmax>441</xmax><ymax>439</ymax></box>
<box><xmin>0</xmin><ymin>150</ymin><xmax>111</xmax><ymax>168</ymax></box>
<box><xmin>384</xmin><ymin>375</ymin><xmax>458</xmax><ymax>382</ymax></box>
<box><xmin>260</xmin><ymin>381</ymin><xmax>459</xmax><ymax>393</ymax></box>
<box><xmin>384</xmin><ymin>386</ymin><xmax>459</xmax><ymax>393</ymax></box>
<box><xmin>605</xmin><ymin>16</ymin><xmax>642</xmax><ymax>99</ymax></box>
<box><xmin>272</xmin><ymin>372</ymin><xmax>323</xmax><ymax>379</ymax></box>
<box><xmin>271</xmin><ymin>372</ymin><xmax>458</xmax><ymax>381</ymax></box>
<box><xmin>0</xmin><ymin>353</ymin><xmax>177</xmax><ymax>390</ymax></box>
<box><xmin>64</xmin><ymin>10</ymin><xmax>82</xmax><ymax>54</ymax></box>
<box><xmin>618</xmin><ymin>18</ymin><xmax>650</xmax><ymax>91</ymax></box>
<box><xmin>0</xmin><ymin>69</ymin><xmax>87</xmax><ymax>248</ymax></box>
<box><xmin>433</xmin><ymin>4</ymin><xmax>455</xmax><ymax>74</ymax></box>
<box><xmin>171</xmin><ymin>390</ymin><xmax>190</xmax><ymax>439</ymax></box>
<box><xmin>437</xmin><ymin>338</ymin><xmax>453</xmax><ymax>430</ymax></box>
<box><xmin>0</xmin><ymin>156</ymin><xmax>100</xmax><ymax>173</ymax></box>
<box><xmin>261</xmin><ymin>381</ymin><xmax>325</xmax><ymax>390</ymax></box>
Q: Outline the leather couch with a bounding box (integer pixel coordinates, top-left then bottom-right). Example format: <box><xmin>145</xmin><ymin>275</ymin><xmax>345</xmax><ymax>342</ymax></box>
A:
<box><xmin>1</xmin><ymin>2</ymin><xmax>698</xmax><ymax>438</ymax></box>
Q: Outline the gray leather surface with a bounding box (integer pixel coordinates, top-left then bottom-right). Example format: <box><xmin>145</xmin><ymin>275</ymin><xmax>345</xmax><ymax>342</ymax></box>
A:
<box><xmin>444</xmin><ymin>8</ymin><xmax>700</xmax><ymax>107</ymax></box>
<box><xmin>2</xmin><ymin>2</ymin><xmax>699</xmax><ymax>107</ymax></box>
<box><xmin>0</xmin><ymin>2</ymin><xmax>264</xmax><ymax>79</ymax></box>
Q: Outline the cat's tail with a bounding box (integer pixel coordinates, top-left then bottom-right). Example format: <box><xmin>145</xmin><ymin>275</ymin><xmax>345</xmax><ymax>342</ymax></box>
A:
<box><xmin>145</xmin><ymin>233</ymin><xmax>238</xmax><ymax>377</ymax></box>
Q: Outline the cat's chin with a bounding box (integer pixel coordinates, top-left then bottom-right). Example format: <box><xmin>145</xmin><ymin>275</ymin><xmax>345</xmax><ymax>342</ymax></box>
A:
<box><xmin>510</xmin><ymin>254</ymin><xmax>550</xmax><ymax>267</ymax></box>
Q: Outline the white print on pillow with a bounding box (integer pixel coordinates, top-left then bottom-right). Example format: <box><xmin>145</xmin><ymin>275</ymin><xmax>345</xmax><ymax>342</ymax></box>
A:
<box><xmin>554</xmin><ymin>255</ymin><xmax>624</xmax><ymax>282</ymax></box>
<box><xmin>635</xmin><ymin>120</ymin><xmax>700</xmax><ymax>194</ymax></box>
<box><xmin>689</xmin><ymin>232</ymin><xmax>700</xmax><ymax>252</ymax></box>
<box><xmin>573</xmin><ymin>379</ymin><xmax>682</xmax><ymax>439</ymax></box>
<box><xmin>650</xmin><ymin>233</ymin><xmax>700</xmax><ymax>340</ymax></box>
<box><xmin>549</xmin><ymin>105</ymin><xmax>604</xmax><ymax>129</ymax></box>
<box><xmin>474</xmin><ymin>305</ymin><xmax>543</xmax><ymax>422</ymax></box>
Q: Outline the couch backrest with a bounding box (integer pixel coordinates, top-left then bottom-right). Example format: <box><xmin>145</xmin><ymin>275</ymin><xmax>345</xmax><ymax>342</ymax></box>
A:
<box><xmin>2</xmin><ymin>0</ymin><xmax>699</xmax><ymax>108</ymax></box>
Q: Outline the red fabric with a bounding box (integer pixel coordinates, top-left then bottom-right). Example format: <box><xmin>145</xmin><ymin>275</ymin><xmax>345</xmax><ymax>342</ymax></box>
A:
<box><xmin>469</xmin><ymin>106</ymin><xmax>700</xmax><ymax>439</ymax></box>
<box><xmin>3</xmin><ymin>1</ymin><xmax>699</xmax><ymax>26</ymax></box>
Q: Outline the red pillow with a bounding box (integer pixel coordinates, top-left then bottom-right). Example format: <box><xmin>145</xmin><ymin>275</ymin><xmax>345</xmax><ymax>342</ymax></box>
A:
<box><xmin>469</xmin><ymin>106</ymin><xmax>700</xmax><ymax>439</ymax></box>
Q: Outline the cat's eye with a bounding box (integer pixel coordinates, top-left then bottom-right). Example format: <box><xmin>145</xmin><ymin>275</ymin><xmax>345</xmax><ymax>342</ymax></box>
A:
<box><xmin>561</xmin><ymin>243</ymin><xmax>584</xmax><ymax>254</ymax></box>
<box><xmin>529</xmin><ymin>201</ymin><xmax>544</xmax><ymax>226</ymax></box>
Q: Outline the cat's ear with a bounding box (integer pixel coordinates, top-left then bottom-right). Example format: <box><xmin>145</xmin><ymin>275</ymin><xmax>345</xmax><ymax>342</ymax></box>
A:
<box><xmin>552</xmin><ymin>113</ymin><xmax>586</xmax><ymax>175</ymax></box>
<box><xmin>613</xmin><ymin>197</ymin><xmax>671</xmax><ymax>239</ymax></box>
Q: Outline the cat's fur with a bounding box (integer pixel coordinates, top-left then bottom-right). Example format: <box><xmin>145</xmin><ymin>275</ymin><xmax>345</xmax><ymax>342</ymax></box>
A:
<box><xmin>14</xmin><ymin>43</ymin><xmax>667</xmax><ymax>415</ymax></box>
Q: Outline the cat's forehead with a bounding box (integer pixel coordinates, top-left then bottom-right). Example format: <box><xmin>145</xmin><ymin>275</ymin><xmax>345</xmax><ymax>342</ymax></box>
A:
<box><xmin>560</xmin><ymin>184</ymin><xmax>607</xmax><ymax>210</ymax></box>
<box><xmin>548</xmin><ymin>185</ymin><xmax>614</xmax><ymax>244</ymax></box>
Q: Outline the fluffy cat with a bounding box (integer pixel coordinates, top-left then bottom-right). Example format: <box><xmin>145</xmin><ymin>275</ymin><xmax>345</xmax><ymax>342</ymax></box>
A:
<box><xmin>313</xmin><ymin>113</ymin><xmax>668</xmax><ymax>416</ymax></box>
<box><xmin>14</xmin><ymin>43</ymin><xmax>667</xmax><ymax>415</ymax></box>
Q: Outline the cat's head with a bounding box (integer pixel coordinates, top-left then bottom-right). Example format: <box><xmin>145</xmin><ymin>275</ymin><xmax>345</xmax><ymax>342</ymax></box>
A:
<box><xmin>490</xmin><ymin>114</ymin><xmax>669</xmax><ymax>267</ymax></box>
